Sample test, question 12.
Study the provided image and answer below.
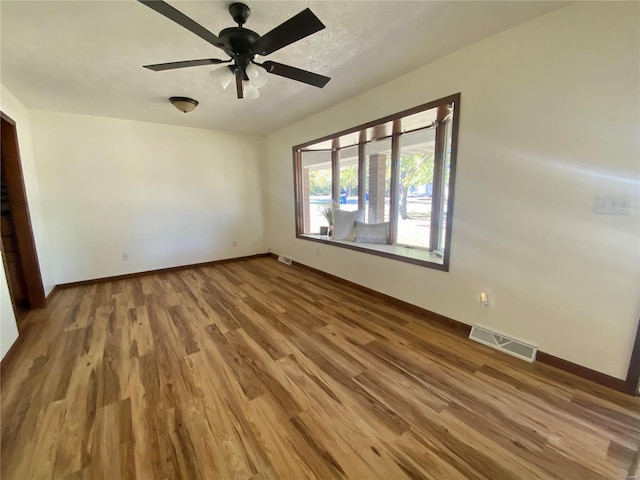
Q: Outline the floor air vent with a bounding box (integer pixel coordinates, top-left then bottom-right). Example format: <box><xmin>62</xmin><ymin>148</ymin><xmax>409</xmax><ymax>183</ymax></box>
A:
<box><xmin>277</xmin><ymin>255</ymin><xmax>293</xmax><ymax>265</ymax></box>
<box><xmin>469</xmin><ymin>325</ymin><xmax>537</xmax><ymax>363</ymax></box>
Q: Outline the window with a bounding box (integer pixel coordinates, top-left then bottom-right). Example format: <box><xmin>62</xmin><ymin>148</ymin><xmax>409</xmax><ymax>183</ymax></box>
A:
<box><xmin>294</xmin><ymin>93</ymin><xmax>460</xmax><ymax>270</ymax></box>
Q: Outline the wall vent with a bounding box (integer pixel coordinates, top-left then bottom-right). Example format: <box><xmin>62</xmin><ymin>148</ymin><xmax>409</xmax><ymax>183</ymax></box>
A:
<box><xmin>469</xmin><ymin>325</ymin><xmax>537</xmax><ymax>363</ymax></box>
<box><xmin>277</xmin><ymin>255</ymin><xmax>293</xmax><ymax>265</ymax></box>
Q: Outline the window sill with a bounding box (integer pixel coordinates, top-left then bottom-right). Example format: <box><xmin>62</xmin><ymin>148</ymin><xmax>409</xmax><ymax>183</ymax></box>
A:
<box><xmin>298</xmin><ymin>234</ymin><xmax>447</xmax><ymax>270</ymax></box>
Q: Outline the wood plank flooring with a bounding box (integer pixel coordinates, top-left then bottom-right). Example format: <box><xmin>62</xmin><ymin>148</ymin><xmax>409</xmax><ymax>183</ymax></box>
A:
<box><xmin>2</xmin><ymin>257</ymin><xmax>640</xmax><ymax>479</ymax></box>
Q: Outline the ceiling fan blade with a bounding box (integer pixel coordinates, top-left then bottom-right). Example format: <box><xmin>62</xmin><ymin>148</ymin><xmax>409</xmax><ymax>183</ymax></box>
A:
<box><xmin>235</xmin><ymin>69</ymin><xmax>244</xmax><ymax>99</ymax></box>
<box><xmin>143</xmin><ymin>58</ymin><xmax>229</xmax><ymax>71</ymax></box>
<box><xmin>262</xmin><ymin>61</ymin><xmax>330</xmax><ymax>88</ymax></box>
<box><xmin>138</xmin><ymin>1</ymin><xmax>224</xmax><ymax>49</ymax></box>
<box><xmin>251</xmin><ymin>8</ymin><xmax>325</xmax><ymax>56</ymax></box>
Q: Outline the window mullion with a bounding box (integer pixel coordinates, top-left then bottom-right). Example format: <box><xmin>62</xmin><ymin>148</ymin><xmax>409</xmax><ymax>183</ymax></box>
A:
<box><xmin>389</xmin><ymin>119</ymin><xmax>401</xmax><ymax>244</ymax></box>
<box><xmin>430</xmin><ymin>105</ymin><xmax>449</xmax><ymax>251</ymax></box>
<box><xmin>293</xmin><ymin>148</ymin><xmax>305</xmax><ymax>235</ymax></box>
<box><xmin>331</xmin><ymin>138</ymin><xmax>340</xmax><ymax>205</ymax></box>
<box><xmin>358</xmin><ymin>131</ymin><xmax>366</xmax><ymax>211</ymax></box>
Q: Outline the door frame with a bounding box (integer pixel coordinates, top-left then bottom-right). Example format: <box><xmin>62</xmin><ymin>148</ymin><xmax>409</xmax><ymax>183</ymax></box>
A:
<box><xmin>626</xmin><ymin>317</ymin><xmax>640</xmax><ymax>395</ymax></box>
<box><xmin>0</xmin><ymin>111</ymin><xmax>46</xmax><ymax>309</ymax></box>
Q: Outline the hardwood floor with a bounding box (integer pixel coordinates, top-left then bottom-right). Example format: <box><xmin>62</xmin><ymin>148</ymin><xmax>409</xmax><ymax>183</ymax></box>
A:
<box><xmin>2</xmin><ymin>257</ymin><xmax>639</xmax><ymax>479</ymax></box>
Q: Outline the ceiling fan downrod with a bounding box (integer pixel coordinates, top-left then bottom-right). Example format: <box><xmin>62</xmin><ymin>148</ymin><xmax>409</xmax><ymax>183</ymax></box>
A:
<box><xmin>228</xmin><ymin>3</ymin><xmax>251</xmax><ymax>27</ymax></box>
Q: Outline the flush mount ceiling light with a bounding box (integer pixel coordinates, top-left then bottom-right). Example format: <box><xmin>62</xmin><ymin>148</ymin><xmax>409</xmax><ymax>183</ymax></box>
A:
<box><xmin>169</xmin><ymin>96</ymin><xmax>199</xmax><ymax>113</ymax></box>
<box><xmin>138</xmin><ymin>1</ymin><xmax>331</xmax><ymax>100</ymax></box>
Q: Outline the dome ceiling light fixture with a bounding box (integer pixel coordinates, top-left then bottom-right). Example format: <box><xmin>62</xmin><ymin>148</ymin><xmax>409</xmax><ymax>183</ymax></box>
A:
<box><xmin>169</xmin><ymin>96</ymin><xmax>199</xmax><ymax>113</ymax></box>
<box><xmin>138</xmin><ymin>1</ymin><xmax>331</xmax><ymax>100</ymax></box>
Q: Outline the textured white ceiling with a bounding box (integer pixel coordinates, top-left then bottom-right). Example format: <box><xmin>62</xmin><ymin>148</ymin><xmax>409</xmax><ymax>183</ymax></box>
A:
<box><xmin>1</xmin><ymin>0</ymin><xmax>567</xmax><ymax>135</ymax></box>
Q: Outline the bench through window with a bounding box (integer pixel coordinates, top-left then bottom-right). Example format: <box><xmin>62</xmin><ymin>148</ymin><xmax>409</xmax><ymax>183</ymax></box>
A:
<box><xmin>293</xmin><ymin>93</ymin><xmax>460</xmax><ymax>270</ymax></box>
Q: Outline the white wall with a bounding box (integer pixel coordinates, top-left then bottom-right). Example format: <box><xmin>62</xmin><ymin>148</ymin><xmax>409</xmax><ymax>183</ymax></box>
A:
<box><xmin>29</xmin><ymin>111</ymin><xmax>266</xmax><ymax>284</ymax></box>
<box><xmin>264</xmin><ymin>2</ymin><xmax>640</xmax><ymax>380</ymax></box>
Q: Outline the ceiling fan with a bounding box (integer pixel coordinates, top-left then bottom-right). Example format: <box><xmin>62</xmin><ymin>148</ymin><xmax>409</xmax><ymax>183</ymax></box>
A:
<box><xmin>138</xmin><ymin>1</ymin><xmax>331</xmax><ymax>99</ymax></box>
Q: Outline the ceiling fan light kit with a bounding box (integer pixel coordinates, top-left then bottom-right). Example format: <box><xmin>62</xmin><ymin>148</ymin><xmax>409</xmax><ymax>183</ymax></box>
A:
<box><xmin>211</xmin><ymin>63</ymin><xmax>267</xmax><ymax>98</ymax></box>
<box><xmin>212</xmin><ymin>66</ymin><xmax>235</xmax><ymax>90</ymax></box>
<box><xmin>138</xmin><ymin>0</ymin><xmax>331</xmax><ymax>101</ymax></box>
<box><xmin>245</xmin><ymin>63</ymin><xmax>268</xmax><ymax>88</ymax></box>
<box><xmin>169</xmin><ymin>96</ymin><xmax>199</xmax><ymax>113</ymax></box>
<box><xmin>242</xmin><ymin>81</ymin><xmax>260</xmax><ymax>100</ymax></box>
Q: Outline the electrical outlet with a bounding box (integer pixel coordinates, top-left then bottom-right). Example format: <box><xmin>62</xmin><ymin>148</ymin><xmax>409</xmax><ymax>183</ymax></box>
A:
<box><xmin>233</xmin><ymin>240</ymin><xmax>237</xmax><ymax>247</ymax></box>
<box><xmin>316</xmin><ymin>248</ymin><xmax>320</xmax><ymax>256</ymax></box>
<box><xmin>480</xmin><ymin>292</ymin><xmax>488</xmax><ymax>307</ymax></box>
<box><xmin>122</xmin><ymin>253</ymin><xmax>128</xmax><ymax>261</ymax></box>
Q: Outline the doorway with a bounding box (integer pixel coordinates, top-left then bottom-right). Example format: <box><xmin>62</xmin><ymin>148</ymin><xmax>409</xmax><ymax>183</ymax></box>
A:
<box><xmin>626</xmin><ymin>318</ymin><xmax>640</xmax><ymax>395</ymax></box>
<box><xmin>0</xmin><ymin>112</ymin><xmax>46</xmax><ymax>327</ymax></box>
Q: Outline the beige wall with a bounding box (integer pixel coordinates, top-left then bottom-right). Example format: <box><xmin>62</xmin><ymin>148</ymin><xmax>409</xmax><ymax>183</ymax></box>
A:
<box><xmin>28</xmin><ymin>111</ymin><xmax>267</xmax><ymax>284</ymax></box>
<box><xmin>264</xmin><ymin>2</ymin><xmax>640</xmax><ymax>379</ymax></box>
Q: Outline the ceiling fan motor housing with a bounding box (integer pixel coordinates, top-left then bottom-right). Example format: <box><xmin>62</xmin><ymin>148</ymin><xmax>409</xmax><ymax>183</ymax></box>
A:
<box><xmin>218</xmin><ymin>27</ymin><xmax>261</xmax><ymax>61</ymax></box>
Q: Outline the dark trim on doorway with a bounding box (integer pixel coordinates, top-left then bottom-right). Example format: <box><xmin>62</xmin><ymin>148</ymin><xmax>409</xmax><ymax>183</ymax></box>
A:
<box><xmin>0</xmin><ymin>111</ymin><xmax>46</xmax><ymax>309</ymax></box>
<box><xmin>625</xmin><ymin>317</ymin><xmax>640</xmax><ymax>395</ymax></box>
<box><xmin>271</xmin><ymin>254</ymin><xmax>631</xmax><ymax>394</ymax></box>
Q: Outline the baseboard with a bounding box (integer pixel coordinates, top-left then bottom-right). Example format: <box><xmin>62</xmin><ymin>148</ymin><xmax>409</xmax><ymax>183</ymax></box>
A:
<box><xmin>57</xmin><ymin>253</ymin><xmax>271</xmax><ymax>288</ymax></box>
<box><xmin>272</xmin><ymin>255</ymin><xmax>629</xmax><ymax>394</ymax></box>
<box><xmin>536</xmin><ymin>352</ymin><xmax>627</xmax><ymax>393</ymax></box>
<box><xmin>272</xmin><ymin>254</ymin><xmax>471</xmax><ymax>337</ymax></box>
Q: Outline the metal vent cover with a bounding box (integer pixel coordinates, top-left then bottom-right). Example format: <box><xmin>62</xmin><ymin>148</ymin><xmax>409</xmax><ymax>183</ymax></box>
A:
<box><xmin>277</xmin><ymin>255</ymin><xmax>293</xmax><ymax>265</ymax></box>
<box><xmin>469</xmin><ymin>325</ymin><xmax>537</xmax><ymax>363</ymax></box>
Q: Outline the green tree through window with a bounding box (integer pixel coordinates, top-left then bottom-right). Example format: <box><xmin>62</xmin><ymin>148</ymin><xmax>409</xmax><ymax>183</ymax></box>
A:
<box><xmin>398</xmin><ymin>153</ymin><xmax>434</xmax><ymax>220</ymax></box>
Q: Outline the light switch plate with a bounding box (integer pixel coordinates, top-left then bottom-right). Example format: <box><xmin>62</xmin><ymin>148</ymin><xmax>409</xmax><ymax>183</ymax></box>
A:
<box><xmin>595</xmin><ymin>196</ymin><xmax>630</xmax><ymax>215</ymax></box>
